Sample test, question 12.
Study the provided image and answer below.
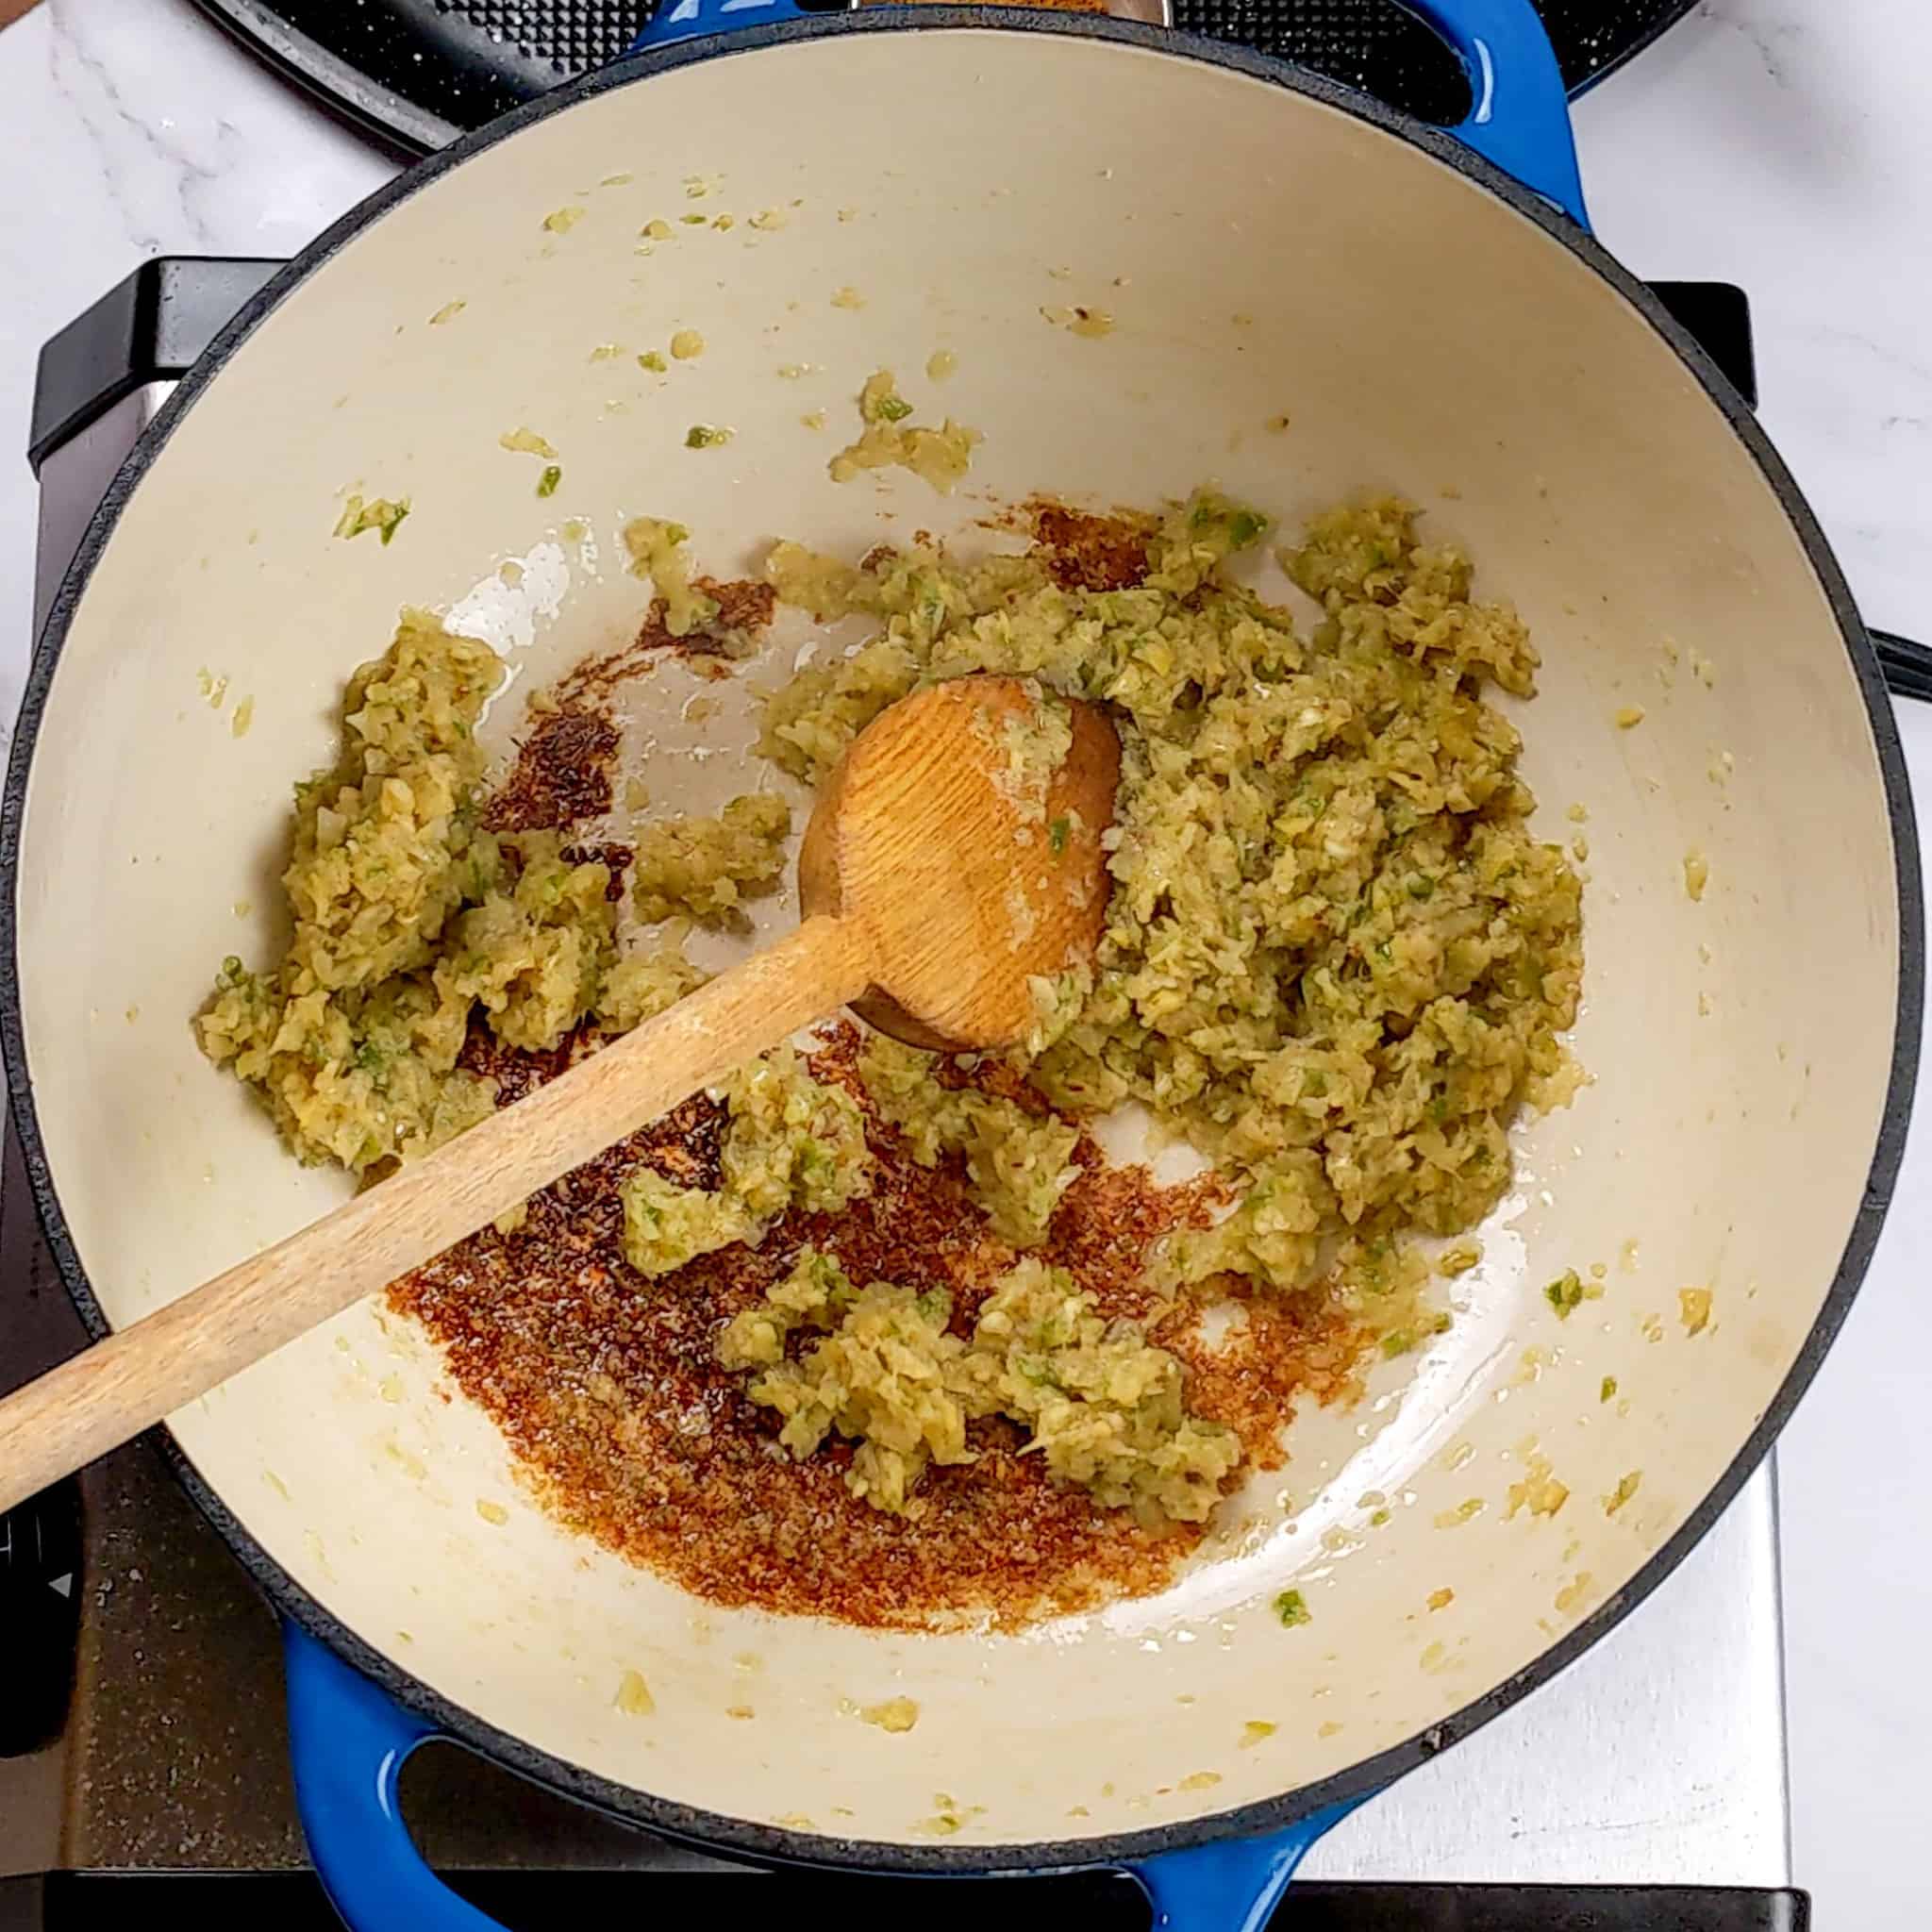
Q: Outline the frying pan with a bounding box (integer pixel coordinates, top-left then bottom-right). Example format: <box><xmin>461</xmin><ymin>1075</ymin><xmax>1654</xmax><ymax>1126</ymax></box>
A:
<box><xmin>3</xmin><ymin>3</ymin><xmax>1917</xmax><ymax>1927</ymax></box>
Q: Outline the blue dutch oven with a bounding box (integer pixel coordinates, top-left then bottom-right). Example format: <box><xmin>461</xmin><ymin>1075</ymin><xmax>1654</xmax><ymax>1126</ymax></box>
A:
<box><xmin>2</xmin><ymin>3</ymin><xmax>1913</xmax><ymax>1929</ymax></box>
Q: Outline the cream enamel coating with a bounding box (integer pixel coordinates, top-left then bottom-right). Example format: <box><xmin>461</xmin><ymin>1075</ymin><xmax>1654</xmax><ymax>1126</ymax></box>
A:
<box><xmin>8</xmin><ymin>27</ymin><xmax>1904</xmax><ymax>1857</ymax></box>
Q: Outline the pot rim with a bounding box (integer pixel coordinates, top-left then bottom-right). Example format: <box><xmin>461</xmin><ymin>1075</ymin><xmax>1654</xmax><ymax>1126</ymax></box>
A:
<box><xmin>1</xmin><ymin>5</ymin><xmax>1919</xmax><ymax>1880</ymax></box>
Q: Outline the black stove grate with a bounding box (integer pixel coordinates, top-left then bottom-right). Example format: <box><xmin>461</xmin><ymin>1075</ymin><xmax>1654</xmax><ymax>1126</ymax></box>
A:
<box><xmin>190</xmin><ymin>0</ymin><xmax>1697</xmax><ymax>155</ymax></box>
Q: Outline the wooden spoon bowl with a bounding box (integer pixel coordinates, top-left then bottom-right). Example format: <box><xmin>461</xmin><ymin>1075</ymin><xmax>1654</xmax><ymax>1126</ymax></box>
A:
<box><xmin>802</xmin><ymin>674</ymin><xmax>1119</xmax><ymax>1050</ymax></box>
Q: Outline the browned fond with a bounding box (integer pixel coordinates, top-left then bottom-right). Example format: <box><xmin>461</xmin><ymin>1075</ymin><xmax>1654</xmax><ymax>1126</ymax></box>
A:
<box><xmin>391</xmin><ymin>1025</ymin><xmax>1364</xmax><ymax>1628</ymax></box>
<box><xmin>1025</xmin><ymin>501</ymin><xmax>1155</xmax><ymax>592</ymax></box>
<box><xmin>556</xmin><ymin>578</ymin><xmax>777</xmax><ymax>707</ymax></box>
<box><xmin>482</xmin><ymin>706</ymin><xmax>621</xmax><ymax>833</ymax></box>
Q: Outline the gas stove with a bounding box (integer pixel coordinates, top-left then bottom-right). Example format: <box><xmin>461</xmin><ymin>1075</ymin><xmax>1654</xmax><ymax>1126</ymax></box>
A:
<box><xmin>0</xmin><ymin>263</ymin><xmax>1807</xmax><ymax>1932</ymax></box>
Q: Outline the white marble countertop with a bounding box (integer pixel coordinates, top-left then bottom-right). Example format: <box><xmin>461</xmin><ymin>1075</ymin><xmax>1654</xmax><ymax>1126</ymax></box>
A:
<box><xmin>2</xmin><ymin>0</ymin><xmax>1928</xmax><ymax>1921</ymax></box>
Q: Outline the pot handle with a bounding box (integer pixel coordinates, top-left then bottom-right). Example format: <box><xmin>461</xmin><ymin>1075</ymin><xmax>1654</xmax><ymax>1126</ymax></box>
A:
<box><xmin>286</xmin><ymin>1614</ymin><xmax>1363</xmax><ymax>1932</ymax></box>
<box><xmin>1873</xmin><ymin>630</ymin><xmax>1932</xmax><ymax>706</ymax></box>
<box><xmin>284</xmin><ymin>1622</ymin><xmax>510</xmax><ymax>1932</ymax></box>
<box><xmin>622</xmin><ymin>0</ymin><xmax>1586</xmax><ymax>227</ymax></box>
<box><xmin>629</xmin><ymin>0</ymin><xmax>808</xmax><ymax>52</ymax></box>
<box><xmin>1127</xmin><ymin>1797</ymin><xmax>1362</xmax><ymax>1929</ymax></box>
<box><xmin>1395</xmin><ymin>0</ymin><xmax>1589</xmax><ymax>225</ymax></box>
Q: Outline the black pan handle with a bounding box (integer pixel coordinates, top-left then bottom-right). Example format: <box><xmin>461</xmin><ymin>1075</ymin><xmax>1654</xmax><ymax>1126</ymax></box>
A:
<box><xmin>1873</xmin><ymin>630</ymin><xmax>1932</xmax><ymax>707</ymax></box>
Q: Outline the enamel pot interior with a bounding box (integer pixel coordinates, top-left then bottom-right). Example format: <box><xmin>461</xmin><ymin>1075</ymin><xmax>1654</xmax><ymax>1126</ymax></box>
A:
<box><xmin>6</xmin><ymin>15</ymin><xmax>1913</xmax><ymax>1870</ymax></box>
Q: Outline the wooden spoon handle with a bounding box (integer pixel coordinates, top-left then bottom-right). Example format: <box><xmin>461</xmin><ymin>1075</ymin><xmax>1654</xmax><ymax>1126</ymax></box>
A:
<box><xmin>0</xmin><ymin>914</ymin><xmax>874</xmax><ymax>1514</ymax></box>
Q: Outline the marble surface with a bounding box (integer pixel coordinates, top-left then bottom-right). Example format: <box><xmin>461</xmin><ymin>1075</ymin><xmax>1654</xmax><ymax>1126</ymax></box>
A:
<box><xmin>2</xmin><ymin>0</ymin><xmax>1929</xmax><ymax>1920</ymax></box>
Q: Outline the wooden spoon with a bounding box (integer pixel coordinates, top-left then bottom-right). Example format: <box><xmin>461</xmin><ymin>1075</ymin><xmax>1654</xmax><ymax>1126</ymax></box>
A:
<box><xmin>0</xmin><ymin>675</ymin><xmax>1119</xmax><ymax>1513</ymax></box>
